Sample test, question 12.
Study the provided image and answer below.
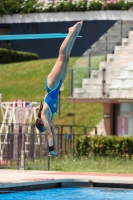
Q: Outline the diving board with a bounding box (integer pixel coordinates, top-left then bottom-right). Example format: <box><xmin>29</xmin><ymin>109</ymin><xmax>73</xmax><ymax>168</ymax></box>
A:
<box><xmin>0</xmin><ymin>33</ymin><xmax>82</xmax><ymax>40</ymax></box>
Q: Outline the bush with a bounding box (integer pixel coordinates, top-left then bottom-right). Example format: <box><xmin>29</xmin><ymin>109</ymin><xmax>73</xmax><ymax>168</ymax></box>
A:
<box><xmin>0</xmin><ymin>0</ymin><xmax>133</xmax><ymax>15</ymax></box>
<box><xmin>76</xmin><ymin>135</ymin><xmax>133</xmax><ymax>158</ymax></box>
<box><xmin>101</xmin><ymin>0</ymin><xmax>132</xmax><ymax>10</ymax></box>
<box><xmin>88</xmin><ymin>0</ymin><xmax>102</xmax><ymax>11</ymax></box>
<box><xmin>0</xmin><ymin>48</ymin><xmax>39</xmax><ymax>64</ymax></box>
<box><xmin>0</xmin><ymin>0</ymin><xmax>44</xmax><ymax>15</ymax></box>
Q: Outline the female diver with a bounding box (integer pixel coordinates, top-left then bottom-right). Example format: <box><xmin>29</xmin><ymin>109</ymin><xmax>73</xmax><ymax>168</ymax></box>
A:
<box><xmin>35</xmin><ymin>21</ymin><xmax>83</xmax><ymax>156</ymax></box>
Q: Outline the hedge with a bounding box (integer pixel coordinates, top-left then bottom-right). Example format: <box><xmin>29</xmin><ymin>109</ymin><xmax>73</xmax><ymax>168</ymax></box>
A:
<box><xmin>0</xmin><ymin>48</ymin><xmax>39</xmax><ymax>64</ymax></box>
<box><xmin>76</xmin><ymin>135</ymin><xmax>133</xmax><ymax>158</ymax></box>
<box><xmin>0</xmin><ymin>0</ymin><xmax>133</xmax><ymax>15</ymax></box>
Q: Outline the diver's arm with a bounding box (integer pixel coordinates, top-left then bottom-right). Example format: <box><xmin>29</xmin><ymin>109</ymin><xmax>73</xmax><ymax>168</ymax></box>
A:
<box><xmin>41</xmin><ymin>107</ymin><xmax>53</xmax><ymax>147</ymax></box>
<box><xmin>50</xmin><ymin>121</ymin><xmax>57</xmax><ymax>152</ymax></box>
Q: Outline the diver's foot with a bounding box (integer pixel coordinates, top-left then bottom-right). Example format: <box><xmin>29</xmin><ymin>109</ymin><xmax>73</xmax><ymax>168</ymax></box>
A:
<box><xmin>48</xmin><ymin>151</ymin><xmax>57</xmax><ymax>157</ymax></box>
<box><xmin>68</xmin><ymin>21</ymin><xmax>83</xmax><ymax>34</ymax></box>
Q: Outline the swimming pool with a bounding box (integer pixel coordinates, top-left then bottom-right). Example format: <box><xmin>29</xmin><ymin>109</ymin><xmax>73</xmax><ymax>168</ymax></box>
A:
<box><xmin>0</xmin><ymin>187</ymin><xmax>133</xmax><ymax>200</ymax></box>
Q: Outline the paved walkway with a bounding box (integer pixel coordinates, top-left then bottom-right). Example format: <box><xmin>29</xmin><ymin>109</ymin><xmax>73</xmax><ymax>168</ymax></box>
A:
<box><xmin>0</xmin><ymin>170</ymin><xmax>133</xmax><ymax>185</ymax></box>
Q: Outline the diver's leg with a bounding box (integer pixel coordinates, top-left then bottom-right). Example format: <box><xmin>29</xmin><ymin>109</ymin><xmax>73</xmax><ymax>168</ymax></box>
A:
<box><xmin>47</xmin><ymin>123</ymin><xmax>57</xmax><ymax>157</ymax></box>
<box><xmin>47</xmin><ymin>21</ymin><xmax>83</xmax><ymax>89</ymax></box>
<box><xmin>61</xmin><ymin>23</ymin><xmax>82</xmax><ymax>82</ymax></box>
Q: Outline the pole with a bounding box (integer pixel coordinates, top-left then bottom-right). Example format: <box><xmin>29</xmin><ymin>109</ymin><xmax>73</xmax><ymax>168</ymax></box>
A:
<box><xmin>58</xmin><ymin>91</ymin><xmax>61</xmax><ymax>118</ymax></box>
<box><xmin>58</xmin><ymin>83</ymin><xmax>64</xmax><ymax>118</ymax></box>
<box><xmin>20</xmin><ymin>150</ymin><xmax>25</xmax><ymax>170</ymax></box>
<box><xmin>48</xmin><ymin>156</ymin><xmax>50</xmax><ymax>170</ymax></box>
<box><xmin>88</xmin><ymin>49</ymin><xmax>91</xmax><ymax>78</ymax></box>
<box><xmin>105</xmin><ymin>33</ymin><xmax>107</xmax><ymax>61</ymax></box>
<box><xmin>73</xmin><ymin>99</ymin><xmax>75</xmax><ymax>125</ymax></box>
<box><xmin>69</xmin><ymin>68</ymin><xmax>73</xmax><ymax>97</ymax></box>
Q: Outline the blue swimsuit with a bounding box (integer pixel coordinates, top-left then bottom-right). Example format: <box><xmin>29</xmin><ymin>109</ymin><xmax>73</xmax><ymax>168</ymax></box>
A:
<box><xmin>44</xmin><ymin>77</ymin><xmax>62</xmax><ymax>118</ymax></box>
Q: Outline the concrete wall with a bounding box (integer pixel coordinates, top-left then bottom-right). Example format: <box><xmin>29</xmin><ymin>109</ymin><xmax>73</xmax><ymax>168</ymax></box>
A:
<box><xmin>103</xmin><ymin>103</ymin><xmax>114</xmax><ymax>135</ymax></box>
<box><xmin>0</xmin><ymin>11</ymin><xmax>129</xmax><ymax>59</ymax></box>
<box><xmin>0</xmin><ymin>20</ymin><xmax>116</xmax><ymax>59</ymax></box>
<box><xmin>1</xmin><ymin>11</ymin><xmax>133</xmax><ymax>58</ymax></box>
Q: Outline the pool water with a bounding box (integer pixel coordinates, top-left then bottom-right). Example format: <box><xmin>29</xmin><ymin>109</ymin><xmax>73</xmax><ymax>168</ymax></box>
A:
<box><xmin>0</xmin><ymin>187</ymin><xmax>133</xmax><ymax>200</ymax></box>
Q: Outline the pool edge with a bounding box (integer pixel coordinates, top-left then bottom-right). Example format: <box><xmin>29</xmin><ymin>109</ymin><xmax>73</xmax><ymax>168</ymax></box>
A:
<box><xmin>0</xmin><ymin>179</ymin><xmax>133</xmax><ymax>193</ymax></box>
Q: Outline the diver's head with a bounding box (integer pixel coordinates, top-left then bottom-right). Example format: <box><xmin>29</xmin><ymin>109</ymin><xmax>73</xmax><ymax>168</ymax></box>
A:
<box><xmin>35</xmin><ymin>101</ymin><xmax>46</xmax><ymax>132</ymax></box>
<box><xmin>35</xmin><ymin>118</ymin><xmax>46</xmax><ymax>132</ymax></box>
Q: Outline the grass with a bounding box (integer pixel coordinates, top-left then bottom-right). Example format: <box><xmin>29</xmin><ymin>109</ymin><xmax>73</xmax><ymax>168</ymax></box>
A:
<box><xmin>73</xmin><ymin>55</ymin><xmax>105</xmax><ymax>88</ymax></box>
<box><xmin>90</xmin><ymin>55</ymin><xmax>105</xmax><ymax>70</ymax></box>
<box><xmin>49</xmin><ymin>155</ymin><xmax>133</xmax><ymax>173</ymax></box>
<box><xmin>0</xmin><ymin>57</ymin><xmax>103</xmax><ymax>127</ymax></box>
<box><xmin>4</xmin><ymin>155</ymin><xmax>133</xmax><ymax>173</ymax></box>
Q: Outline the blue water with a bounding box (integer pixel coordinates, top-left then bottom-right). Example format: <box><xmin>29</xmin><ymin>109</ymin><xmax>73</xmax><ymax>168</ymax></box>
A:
<box><xmin>0</xmin><ymin>187</ymin><xmax>133</xmax><ymax>200</ymax></box>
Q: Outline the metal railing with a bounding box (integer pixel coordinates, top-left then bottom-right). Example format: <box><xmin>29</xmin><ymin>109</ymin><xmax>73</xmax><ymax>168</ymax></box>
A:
<box><xmin>0</xmin><ymin>123</ymin><xmax>97</xmax><ymax>170</ymax></box>
<box><xmin>55</xmin><ymin>124</ymin><xmax>97</xmax><ymax>135</ymax></box>
<box><xmin>70</xmin><ymin>20</ymin><xmax>133</xmax><ymax>97</ymax></box>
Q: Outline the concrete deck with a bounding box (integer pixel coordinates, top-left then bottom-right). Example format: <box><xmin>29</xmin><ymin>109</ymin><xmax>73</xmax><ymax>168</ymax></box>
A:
<box><xmin>0</xmin><ymin>170</ymin><xmax>133</xmax><ymax>191</ymax></box>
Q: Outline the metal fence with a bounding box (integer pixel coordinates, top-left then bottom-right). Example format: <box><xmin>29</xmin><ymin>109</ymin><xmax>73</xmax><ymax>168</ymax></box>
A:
<box><xmin>0</xmin><ymin>123</ymin><xmax>97</xmax><ymax>170</ymax></box>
